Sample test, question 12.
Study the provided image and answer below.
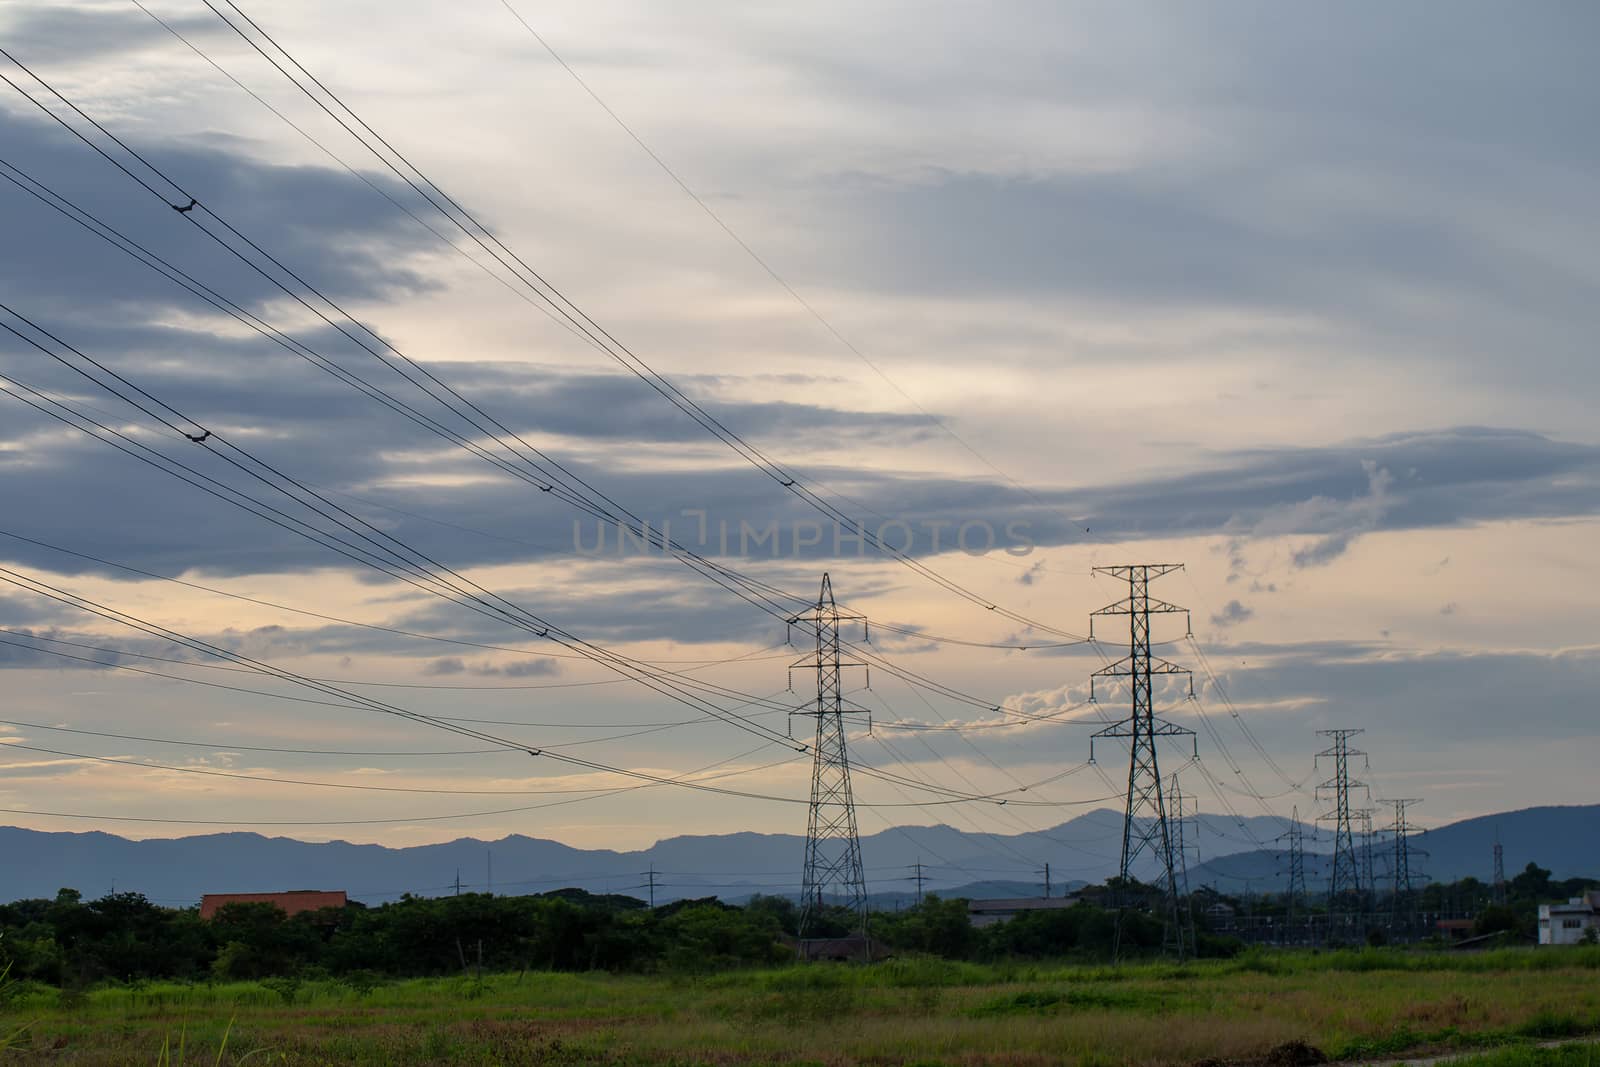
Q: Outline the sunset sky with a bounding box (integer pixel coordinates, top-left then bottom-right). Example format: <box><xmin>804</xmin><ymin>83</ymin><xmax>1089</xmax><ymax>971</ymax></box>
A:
<box><xmin>1</xmin><ymin>0</ymin><xmax>1595</xmax><ymax>859</ymax></box>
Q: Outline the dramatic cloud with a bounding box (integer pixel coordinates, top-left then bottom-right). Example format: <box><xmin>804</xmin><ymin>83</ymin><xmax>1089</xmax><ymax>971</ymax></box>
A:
<box><xmin>0</xmin><ymin>0</ymin><xmax>1594</xmax><ymax>847</ymax></box>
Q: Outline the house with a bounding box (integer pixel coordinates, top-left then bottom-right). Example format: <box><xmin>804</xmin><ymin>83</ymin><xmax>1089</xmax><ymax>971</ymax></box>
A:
<box><xmin>199</xmin><ymin>890</ymin><xmax>348</xmax><ymax>920</ymax></box>
<box><xmin>1537</xmin><ymin>890</ymin><xmax>1600</xmax><ymax>945</ymax></box>
<box><xmin>966</xmin><ymin>896</ymin><xmax>1079</xmax><ymax>928</ymax></box>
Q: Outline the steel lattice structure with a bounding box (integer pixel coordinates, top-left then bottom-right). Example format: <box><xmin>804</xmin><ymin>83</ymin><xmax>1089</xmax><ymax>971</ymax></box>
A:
<box><xmin>789</xmin><ymin>574</ymin><xmax>869</xmax><ymax>938</ymax></box>
<box><xmin>1492</xmin><ymin>833</ymin><xmax>1507</xmax><ymax>906</ymax></box>
<box><xmin>1088</xmin><ymin>564</ymin><xmax>1196</xmax><ymax>958</ymax></box>
<box><xmin>1356</xmin><ymin>807</ymin><xmax>1375</xmax><ymax>902</ymax></box>
<box><xmin>1315</xmin><ymin>729</ymin><xmax>1366</xmax><ymax>911</ymax></box>
<box><xmin>1384</xmin><ymin>798</ymin><xmax>1425</xmax><ymax>920</ymax></box>
<box><xmin>1278</xmin><ymin>805</ymin><xmax>1308</xmax><ymax>920</ymax></box>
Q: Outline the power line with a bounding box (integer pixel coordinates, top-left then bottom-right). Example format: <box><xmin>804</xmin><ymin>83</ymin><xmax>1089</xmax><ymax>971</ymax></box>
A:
<box><xmin>493</xmin><ymin>0</ymin><xmax>1079</xmax><ymax>524</ymax></box>
<box><xmin>0</xmin><ymin>146</ymin><xmax>1081</xmax><ymax>725</ymax></box>
<box><xmin>160</xmin><ymin>4</ymin><xmax>1084</xmax><ymax>640</ymax></box>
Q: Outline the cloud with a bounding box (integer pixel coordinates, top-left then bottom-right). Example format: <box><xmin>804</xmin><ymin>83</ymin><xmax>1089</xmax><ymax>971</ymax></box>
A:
<box><xmin>1284</xmin><ymin>460</ymin><xmax>1394</xmax><ymax>568</ymax></box>
<box><xmin>1209</xmin><ymin>600</ymin><xmax>1254</xmax><ymax>628</ymax></box>
<box><xmin>0</xmin><ymin>110</ymin><xmax>441</xmax><ymax>327</ymax></box>
<box><xmin>0</xmin><ymin>6</ymin><xmax>219</xmax><ymax>65</ymax></box>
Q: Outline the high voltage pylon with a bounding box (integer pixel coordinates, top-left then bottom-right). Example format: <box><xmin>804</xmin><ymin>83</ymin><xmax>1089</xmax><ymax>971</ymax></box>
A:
<box><xmin>1384</xmin><ymin>798</ymin><xmax>1424</xmax><ymax>925</ymax></box>
<box><xmin>1088</xmin><ymin>563</ymin><xmax>1196</xmax><ymax>959</ymax></box>
<box><xmin>1278</xmin><ymin>806</ymin><xmax>1308</xmax><ymax>922</ymax></box>
<box><xmin>1167</xmin><ymin>776</ymin><xmax>1196</xmax><ymax>898</ymax></box>
<box><xmin>1355</xmin><ymin>807</ymin><xmax>1376</xmax><ymax>903</ymax></box>
<box><xmin>1492</xmin><ymin>831</ymin><xmax>1507</xmax><ymax>906</ymax></box>
<box><xmin>1167</xmin><ymin>775</ymin><xmax>1199</xmax><ymax>952</ymax></box>
<box><xmin>789</xmin><ymin>574</ymin><xmax>870</xmax><ymax>941</ymax></box>
<box><xmin>1315</xmin><ymin>729</ymin><xmax>1366</xmax><ymax>920</ymax></box>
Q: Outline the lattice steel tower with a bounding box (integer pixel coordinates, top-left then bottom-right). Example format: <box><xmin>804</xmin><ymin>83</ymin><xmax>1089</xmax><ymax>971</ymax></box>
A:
<box><xmin>1278</xmin><ymin>806</ymin><xmax>1308</xmax><ymax>920</ymax></box>
<box><xmin>1088</xmin><ymin>564</ymin><xmax>1196</xmax><ymax>957</ymax></box>
<box><xmin>789</xmin><ymin>574</ymin><xmax>869</xmax><ymax>938</ymax></box>
<box><xmin>1492</xmin><ymin>832</ymin><xmax>1507</xmax><ymax>906</ymax></box>
<box><xmin>1167</xmin><ymin>776</ymin><xmax>1196</xmax><ymax>898</ymax></box>
<box><xmin>1315</xmin><ymin>729</ymin><xmax>1365</xmax><ymax>907</ymax></box>
<box><xmin>1356</xmin><ymin>807</ymin><xmax>1376</xmax><ymax>902</ymax></box>
<box><xmin>1385</xmin><ymin>798</ymin><xmax>1423</xmax><ymax>911</ymax></box>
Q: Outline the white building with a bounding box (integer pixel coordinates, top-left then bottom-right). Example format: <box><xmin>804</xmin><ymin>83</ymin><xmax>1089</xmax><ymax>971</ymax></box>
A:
<box><xmin>1538</xmin><ymin>890</ymin><xmax>1600</xmax><ymax>945</ymax></box>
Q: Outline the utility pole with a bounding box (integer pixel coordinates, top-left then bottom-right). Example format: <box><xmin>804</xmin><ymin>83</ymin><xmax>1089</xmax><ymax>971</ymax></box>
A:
<box><xmin>1088</xmin><ymin>563</ymin><xmax>1196</xmax><ymax>959</ymax></box>
<box><xmin>1315</xmin><ymin>729</ymin><xmax>1365</xmax><ymax>932</ymax></box>
<box><xmin>911</xmin><ymin>859</ymin><xmax>927</xmax><ymax>905</ymax></box>
<box><xmin>1492</xmin><ymin>831</ymin><xmax>1506</xmax><ymax>906</ymax></box>
<box><xmin>486</xmin><ymin>850</ymin><xmax>493</xmax><ymax>897</ymax></box>
<box><xmin>453</xmin><ymin>869</ymin><xmax>462</xmax><ymax>897</ymax></box>
<box><xmin>644</xmin><ymin>865</ymin><xmax>659</xmax><ymax>908</ymax></box>
<box><xmin>1037</xmin><ymin>863</ymin><xmax>1052</xmax><ymax>900</ymax></box>
<box><xmin>790</xmin><ymin>573</ymin><xmax>870</xmax><ymax>941</ymax></box>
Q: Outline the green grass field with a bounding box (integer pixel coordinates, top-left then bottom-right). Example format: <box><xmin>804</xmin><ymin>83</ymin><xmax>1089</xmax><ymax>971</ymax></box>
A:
<box><xmin>4</xmin><ymin>949</ymin><xmax>1599</xmax><ymax>1065</ymax></box>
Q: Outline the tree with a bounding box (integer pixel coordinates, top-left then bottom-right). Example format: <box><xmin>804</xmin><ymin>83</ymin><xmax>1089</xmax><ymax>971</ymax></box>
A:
<box><xmin>1511</xmin><ymin>862</ymin><xmax>1553</xmax><ymax>901</ymax></box>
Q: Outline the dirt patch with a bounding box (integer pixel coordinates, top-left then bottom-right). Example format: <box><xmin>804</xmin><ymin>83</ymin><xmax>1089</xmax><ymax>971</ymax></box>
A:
<box><xmin>1265</xmin><ymin>1041</ymin><xmax>1330</xmax><ymax>1067</ymax></box>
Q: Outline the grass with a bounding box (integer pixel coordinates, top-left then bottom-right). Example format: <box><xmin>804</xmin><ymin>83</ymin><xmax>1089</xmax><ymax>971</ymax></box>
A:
<box><xmin>2</xmin><ymin>949</ymin><xmax>1599</xmax><ymax>1065</ymax></box>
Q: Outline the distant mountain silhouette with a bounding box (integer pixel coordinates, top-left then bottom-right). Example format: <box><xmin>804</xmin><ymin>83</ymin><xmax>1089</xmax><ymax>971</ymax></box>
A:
<box><xmin>2</xmin><ymin>804</ymin><xmax>1591</xmax><ymax>906</ymax></box>
<box><xmin>1188</xmin><ymin>804</ymin><xmax>1600</xmax><ymax>893</ymax></box>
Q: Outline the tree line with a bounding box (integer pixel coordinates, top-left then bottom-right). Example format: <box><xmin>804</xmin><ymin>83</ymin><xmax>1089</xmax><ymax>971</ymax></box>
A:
<box><xmin>0</xmin><ymin>865</ymin><xmax>1584</xmax><ymax>987</ymax></box>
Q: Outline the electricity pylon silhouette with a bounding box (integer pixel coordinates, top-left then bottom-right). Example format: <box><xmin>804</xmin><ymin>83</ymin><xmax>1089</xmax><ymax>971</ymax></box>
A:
<box><xmin>1167</xmin><ymin>775</ymin><xmax>1199</xmax><ymax>952</ymax></box>
<box><xmin>1383</xmin><ymin>798</ymin><xmax>1424</xmax><ymax>929</ymax></box>
<box><xmin>1278</xmin><ymin>806</ymin><xmax>1308</xmax><ymax>924</ymax></box>
<box><xmin>1315</xmin><ymin>729</ymin><xmax>1366</xmax><ymax>932</ymax></box>
<box><xmin>1088</xmin><ymin>563</ymin><xmax>1196</xmax><ymax>959</ymax></box>
<box><xmin>1492</xmin><ymin>831</ymin><xmax>1507</xmax><ymax>906</ymax></box>
<box><xmin>789</xmin><ymin>573</ymin><xmax>869</xmax><ymax>941</ymax></box>
<box><xmin>1355</xmin><ymin>807</ymin><xmax>1375</xmax><ymax>907</ymax></box>
<box><xmin>1167</xmin><ymin>777</ymin><xmax>1195</xmax><ymax>897</ymax></box>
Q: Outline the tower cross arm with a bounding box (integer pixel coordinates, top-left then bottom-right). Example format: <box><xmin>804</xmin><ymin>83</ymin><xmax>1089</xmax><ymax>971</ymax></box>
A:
<box><xmin>1093</xmin><ymin>564</ymin><xmax>1184</xmax><ymax>581</ymax></box>
<box><xmin>1091</xmin><ymin>596</ymin><xmax>1189</xmax><ymax>618</ymax></box>
<box><xmin>1092</xmin><ymin>656</ymin><xmax>1192</xmax><ymax>679</ymax></box>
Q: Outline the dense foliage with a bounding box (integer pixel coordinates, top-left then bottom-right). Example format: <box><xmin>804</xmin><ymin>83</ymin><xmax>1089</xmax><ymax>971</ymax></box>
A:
<box><xmin>0</xmin><ymin>865</ymin><xmax>1588</xmax><ymax>987</ymax></box>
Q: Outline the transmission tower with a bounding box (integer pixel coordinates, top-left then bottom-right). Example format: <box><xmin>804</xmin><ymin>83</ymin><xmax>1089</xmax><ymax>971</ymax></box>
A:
<box><xmin>1355</xmin><ymin>807</ymin><xmax>1376</xmax><ymax>902</ymax></box>
<box><xmin>1167</xmin><ymin>777</ymin><xmax>1197</xmax><ymax>897</ymax></box>
<box><xmin>1315</xmin><ymin>729</ymin><xmax>1366</xmax><ymax>919</ymax></box>
<box><xmin>1277</xmin><ymin>806</ymin><xmax>1308</xmax><ymax>922</ymax></box>
<box><xmin>789</xmin><ymin>574</ymin><xmax>870</xmax><ymax>940</ymax></box>
<box><xmin>1384</xmin><ymin>798</ymin><xmax>1424</xmax><ymax>928</ymax></box>
<box><xmin>1492</xmin><ymin>831</ymin><xmax>1506</xmax><ymax>906</ymax></box>
<box><xmin>1088</xmin><ymin>563</ymin><xmax>1196</xmax><ymax>958</ymax></box>
<box><xmin>1167</xmin><ymin>776</ymin><xmax>1200</xmax><ymax>952</ymax></box>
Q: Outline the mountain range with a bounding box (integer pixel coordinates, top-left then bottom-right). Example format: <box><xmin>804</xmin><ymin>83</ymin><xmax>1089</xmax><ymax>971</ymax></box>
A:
<box><xmin>1</xmin><ymin>804</ymin><xmax>1592</xmax><ymax>906</ymax></box>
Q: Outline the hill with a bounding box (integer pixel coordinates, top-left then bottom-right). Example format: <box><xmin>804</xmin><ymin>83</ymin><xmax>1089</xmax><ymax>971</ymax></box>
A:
<box><xmin>2</xmin><ymin>804</ymin><xmax>1591</xmax><ymax>906</ymax></box>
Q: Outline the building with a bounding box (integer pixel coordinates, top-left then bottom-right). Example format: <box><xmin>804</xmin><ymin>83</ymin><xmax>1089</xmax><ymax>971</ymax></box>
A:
<box><xmin>200</xmin><ymin>890</ymin><xmax>348</xmax><ymax>920</ymax></box>
<box><xmin>1538</xmin><ymin>890</ymin><xmax>1600</xmax><ymax>945</ymax></box>
<box><xmin>966</xmin><ymin>896</ymin><xmax>1079</xmax><ymax>928</ymax></box>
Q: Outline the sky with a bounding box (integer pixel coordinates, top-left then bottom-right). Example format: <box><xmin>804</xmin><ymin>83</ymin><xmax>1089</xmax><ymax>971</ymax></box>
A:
<box><xmin>0</xmin><ymin>0</ymin><xmax>1596</xmax><ymax>864</ymax></box>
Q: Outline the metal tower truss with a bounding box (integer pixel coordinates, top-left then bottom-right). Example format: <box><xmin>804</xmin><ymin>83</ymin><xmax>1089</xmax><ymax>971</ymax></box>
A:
<box><xmin>1278</xmin><ymin>806</ymin><xmax>1308</xmax><ymax>921</ymax></box>
<box><xmin>1315</xmin><ymin>729</ymin><xmax>1366</xmax><ymax>921</ymax></box>
<box><xmin>1087</xmin><ymin>563</ymin><xmax>1197</xmax><ymax>958</ymax></box>
<box><xmin>1383</xmin><ymin>798</ymin><xmax>1427</xmax><ymax>928</ymax></box>
<box><xmin>789</xmin><ymin>573</ymin><xmax>870</xmax><ymax>939</ymax></box>
<box><xmin>1492</xmin><ymin>832</ymin><xmax>1507</xmax><ymax>906</ymax></box>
